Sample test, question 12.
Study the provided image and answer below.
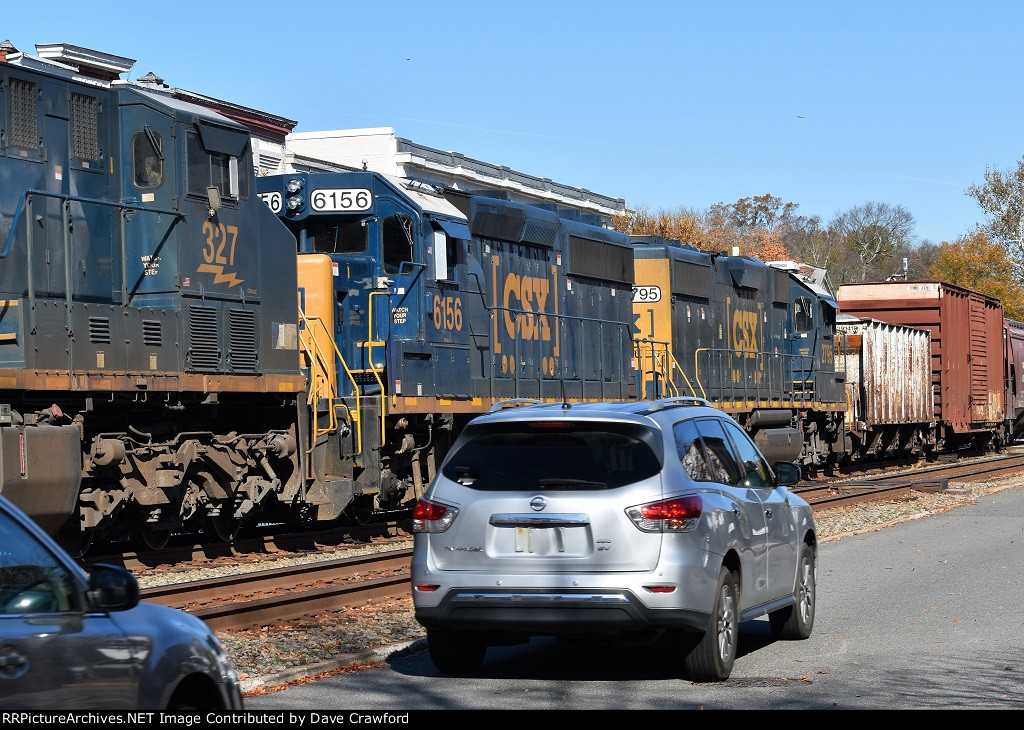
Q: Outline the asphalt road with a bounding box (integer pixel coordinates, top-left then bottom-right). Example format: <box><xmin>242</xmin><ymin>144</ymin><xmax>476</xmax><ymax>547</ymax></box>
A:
<box><xmin>247</xmin><ymin>484</ymin><xmax>1024</xmax><ymax>711</ymax></box>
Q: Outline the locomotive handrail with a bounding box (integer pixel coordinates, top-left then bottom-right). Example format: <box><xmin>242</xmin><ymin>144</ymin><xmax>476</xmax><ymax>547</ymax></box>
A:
<box><xmin>366</xmin><ymin>290</ymin><xmax>389</xmax><ymax>449</ymax></box>
<box><xmin>486</xmin><ymin>303</ymin><xmax>634</xmax><ymax>402</ymax></box>
<box><xmin>0</xmin><ymin>188</ymin><xmax>184</xmax><ymax>259</ymax></box>
<box><xmin>634</xmin><ymin>339</ymin><xmax>695</xmax><ymax>399</ymax></box>
<box><xmin>2</xmin><ymin>189</ymin><xmax>185</xmax><ymax>334</ymax></box>
<box><xmin>692</xmin><ymin>347</ymin><xmax>821</xmax><ymax>406</ymax></box>
<box><xmin>297</xmin><ymin>310</ymin><xmax>364</xmax><ymax>473</ymax></box>
<box><xmin>465</xmin><ymin>268</ymin><xmax>633</xmax><ymax>401</ymax></box>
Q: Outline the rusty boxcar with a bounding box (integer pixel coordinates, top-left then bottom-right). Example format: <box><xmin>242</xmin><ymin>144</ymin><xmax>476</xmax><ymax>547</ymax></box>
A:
<box><xmin>835</xmin><ymin>313</ymin><xmax>933</xmax><ymax>458</ymax></box>
<box><xmin>836</xmin><ymin>281</ymin><xmax>1008</xmax><ymax>451</ymax></box>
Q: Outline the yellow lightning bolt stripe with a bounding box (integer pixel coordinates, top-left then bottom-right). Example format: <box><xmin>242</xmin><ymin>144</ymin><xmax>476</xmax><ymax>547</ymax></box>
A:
<box><xmin>197</xmin><ymin>264</ymin><xmax>245</xmax><ymax>287</ymax></box>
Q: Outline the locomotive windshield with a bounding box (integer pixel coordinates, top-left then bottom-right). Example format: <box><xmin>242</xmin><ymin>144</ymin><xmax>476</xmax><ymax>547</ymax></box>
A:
<box><xmin>304</xmin><ymin>219</ymin><xmax>369</xmax><ymax>254</ymax></box>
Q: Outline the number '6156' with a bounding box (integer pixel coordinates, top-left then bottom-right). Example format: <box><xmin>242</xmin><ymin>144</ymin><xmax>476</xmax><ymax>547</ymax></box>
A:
<box><xmin>433</xmin><ymin>295</ymin><xmax>463</xmax><ymax>331</ymax></box>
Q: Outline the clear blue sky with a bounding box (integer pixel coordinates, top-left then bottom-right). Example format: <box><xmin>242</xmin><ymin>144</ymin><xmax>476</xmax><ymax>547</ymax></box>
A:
<box><xmin>5</xmin><ymin>1</ymin><xmax>1020</xmax><ymax>244</ymax></box>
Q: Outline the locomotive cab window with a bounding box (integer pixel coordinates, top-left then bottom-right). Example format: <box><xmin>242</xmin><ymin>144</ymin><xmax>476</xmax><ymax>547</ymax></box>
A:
<box><xmin>382</xmin><ymin>214</ymin><xmax>414</xmax><ymax>274</ymax></box>
<box><xmin>132</xmin><ymin>130</ymin><xmax>163</xmax><ymax>189</ymax></box>
<box><xmin>186</xmin><ymin>128</ymin><xmax>250</xmax><ymax>201</ymax></box>
<box><xmin>431</xmin><ymin>220</ymin><xmax>467</xmax><ymax>282</ymax></box>
<box><xmin>793</xmin><ymin>296</ymin><xmax>814</xmax><ymax>333</ymax></box>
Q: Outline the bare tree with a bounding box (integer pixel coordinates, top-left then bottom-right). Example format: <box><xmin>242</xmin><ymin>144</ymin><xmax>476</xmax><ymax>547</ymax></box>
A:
<box><xmin>828</xmin><ymin>202</ymin><xmax>915</xmax><ymax>282</ymax></box>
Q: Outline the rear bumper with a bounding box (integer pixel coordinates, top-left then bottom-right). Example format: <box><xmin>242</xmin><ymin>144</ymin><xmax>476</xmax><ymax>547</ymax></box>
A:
<box><xmin>413</xmin><ymin>587</ymin><xmax>709</xmax><ymax>636</ymax></box>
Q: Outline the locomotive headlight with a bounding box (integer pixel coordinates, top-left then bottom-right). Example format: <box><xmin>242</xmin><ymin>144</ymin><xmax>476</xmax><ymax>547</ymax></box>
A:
<box><xmin>286</xmin><ymin>178</ymin><xmax>304</xmax><ymax>194</ymax></box>
<box><xmin>287</xmin><ymin>194</ymin><xmax>305</xmax><ymax>211</ymax></box>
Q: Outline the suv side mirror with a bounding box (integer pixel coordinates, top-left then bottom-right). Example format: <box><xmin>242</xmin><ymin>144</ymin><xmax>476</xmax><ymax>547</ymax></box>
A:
<box><xmin>87</xmin><ymin>564</ymin><xmax>141</xmax><ymax>612</ymax></box>
<box><xmin>774</xmin><ymin>461</ymin><xmax>801</xmax><ymax>487</ymax></box>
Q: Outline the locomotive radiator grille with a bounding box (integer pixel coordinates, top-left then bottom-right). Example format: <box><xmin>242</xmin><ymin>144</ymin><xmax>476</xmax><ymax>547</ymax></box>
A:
<box><xmin>71</xmin><ymin>92</ymin><xmax>101</xmax><ymax>161</ymax></box>
<box><xmin>188</xmin><ymin>306</ymin><xmax>220</xmax><ymax>372</ymax></box>
<box><xmin>228</xmin><ymin>309</ymin><xmax>258</xmax><ymax>372</ymax></box>
<box><xmin>9</xmin><ymin>79</ymin><xmax>38</xmax><ymax>150</ymax></box>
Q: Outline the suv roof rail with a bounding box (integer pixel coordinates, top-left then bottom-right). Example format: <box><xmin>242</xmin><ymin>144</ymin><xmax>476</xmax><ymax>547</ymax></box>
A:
<box><xmin>644</xmin><ymin>396</ymin><xmax>712</xmax><ymax>413</ymax></box>
<box><xmin>488</xmin><ymin>398</ymin><xmax>543</xmax><ymax>413</ymax></box>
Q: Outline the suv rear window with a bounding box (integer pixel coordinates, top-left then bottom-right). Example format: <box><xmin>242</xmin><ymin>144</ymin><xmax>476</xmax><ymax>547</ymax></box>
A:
<box><xmin>441</xmin><ymin>421</ymin><xmax>662</xmax><ymax>491</ymax></box>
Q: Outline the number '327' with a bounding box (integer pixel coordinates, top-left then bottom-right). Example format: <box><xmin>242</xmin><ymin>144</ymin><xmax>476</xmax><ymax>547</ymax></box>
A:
<box><xmin>202</xmin><ymin>222</ymin><xmax>239</xmax><ymax>265</ymax></box>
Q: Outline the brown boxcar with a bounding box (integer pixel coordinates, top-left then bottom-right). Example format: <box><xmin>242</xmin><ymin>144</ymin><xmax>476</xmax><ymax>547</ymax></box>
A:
<box><xmin>1004</xmin><ymin>319</ymin><xmax>1024</xmax><ymax>439</ymax></box>
<box><xmin>836</xmin><ymin>281</ymin><xmax>1007</xmax><ymax>450</ymax></box>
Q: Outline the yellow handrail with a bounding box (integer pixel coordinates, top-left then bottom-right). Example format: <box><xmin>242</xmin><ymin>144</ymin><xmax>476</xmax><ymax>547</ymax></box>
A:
<box><xmin>297</xmin><ymin>309</ymin><xmax>363</xmax><ymax>472</ymax></box>
<box><xmin>366</xmin><ymin>291</ymin><xmax>389</xmax><ymax>450</ymax></box>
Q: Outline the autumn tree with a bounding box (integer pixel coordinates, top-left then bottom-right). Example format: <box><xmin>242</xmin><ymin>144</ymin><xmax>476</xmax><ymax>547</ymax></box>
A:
<box><xmin>966</xmin><ymin>156</ymin><xmax>1024</xmax><ymax>277</ymax></box>
<box><xmin>926</xmin><ymin>230</ymin><xmax>1024</xmax><ymax>320</ymax></box>
<box><xmin>611</xmin><ymin>205</ymin><xmax>713</xmax><ymax>249</ymax></box>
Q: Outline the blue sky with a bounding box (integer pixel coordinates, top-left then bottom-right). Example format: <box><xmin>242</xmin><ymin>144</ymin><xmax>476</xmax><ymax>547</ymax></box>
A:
<box><xmin>5</xmin><ymin>1</ymin><xmax>1020</xmax><ymax>244</ymax></box>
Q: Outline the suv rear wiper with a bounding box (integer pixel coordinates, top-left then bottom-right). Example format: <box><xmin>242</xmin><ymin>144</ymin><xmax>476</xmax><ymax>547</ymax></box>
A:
<box><xmin>537</xmin><ymin>478</ymin><xmax>608</xmax><ymax>489</ymax></box>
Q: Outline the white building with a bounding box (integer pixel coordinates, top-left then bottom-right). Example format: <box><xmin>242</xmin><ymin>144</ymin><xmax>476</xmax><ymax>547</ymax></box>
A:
<box><xmin>285</xmin><ymin>127</ymin><xmax>628</xmax><ymax>225</ymax></box>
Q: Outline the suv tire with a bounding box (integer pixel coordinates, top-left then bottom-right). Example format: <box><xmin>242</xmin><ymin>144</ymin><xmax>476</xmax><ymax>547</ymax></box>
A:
<box><xmin>769</xmin><ymin>542</ymin><xmax>816</xmax><ymax>640</ymax></box>
<box><xmin>427</xmin><ymin>628</ymin><xmax>487</xmax><ymax>675</ymax></box>
<box><xmin>682</xmin><ymin>566</ymin><xmax>738</xmax><ymax>681</ymax></box>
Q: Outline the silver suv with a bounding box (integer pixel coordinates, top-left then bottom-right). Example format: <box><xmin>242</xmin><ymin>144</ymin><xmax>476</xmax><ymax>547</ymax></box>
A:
<box><xmin>411</xmin><ymin>397</ymin><xmax>817</xmax><ymax>681</ymax></box>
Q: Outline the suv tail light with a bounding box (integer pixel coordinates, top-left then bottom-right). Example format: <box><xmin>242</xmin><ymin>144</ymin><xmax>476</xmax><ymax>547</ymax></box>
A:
<box><xmin>626</xmin><ymin>495</ymin><xmax>702</xmax><ymax>533</ymax></box>
<box><xmin>412</xmin><ymin>499</ymin><xmax>459</xmax><ymax>533</ymax></box>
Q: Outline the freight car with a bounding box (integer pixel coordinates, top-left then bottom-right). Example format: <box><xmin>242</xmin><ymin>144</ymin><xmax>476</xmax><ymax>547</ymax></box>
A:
<box><xmin>0</xmin><ymin>59</ymin><xmax>338</xmax><ymax>553</ymax></box>
<box><xmin>836</xmin><ymin>280</ymin><xmax>1010</xmax><ymax>452</ymax></box>
<box><xmin>834</xmin><ymin>313</ymin><xmax>934</xmax><ymax>459</ymax></box>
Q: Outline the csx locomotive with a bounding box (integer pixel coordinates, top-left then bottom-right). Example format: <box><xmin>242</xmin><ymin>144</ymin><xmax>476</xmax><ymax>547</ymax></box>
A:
<box><xmin>1</xmin><ymin>58</ymin><xmax>1019</xmax><ymax>553</ymax></box>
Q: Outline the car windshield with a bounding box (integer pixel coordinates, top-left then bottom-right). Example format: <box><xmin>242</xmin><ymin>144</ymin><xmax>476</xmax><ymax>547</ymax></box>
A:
<box><xmin>442</xmin><ymin>421</ymin><xmax>662</xmax><ymax>491</ymax></box>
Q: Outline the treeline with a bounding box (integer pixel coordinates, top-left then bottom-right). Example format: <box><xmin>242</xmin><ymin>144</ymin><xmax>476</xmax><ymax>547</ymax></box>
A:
<box><xmin>612</xmin><ymin>158</ymin><xmax>1024</xmax><ymax>321</ymax></box>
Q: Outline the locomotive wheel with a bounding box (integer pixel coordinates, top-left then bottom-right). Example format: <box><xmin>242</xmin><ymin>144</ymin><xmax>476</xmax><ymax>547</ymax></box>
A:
<box><xmin>137</xmin><ymin>528</ymin><xmax>172</xmax><ymax>551</ymax></box>
<box><xmin>345</xmin><ymin>496</ymin><xmax>374</xmax><ymax>525</ymax></box>
<box><xmin>207</xmin><ymin>512</ymin><xmax>242</xmax><ymax>542</ymax></box>
<box><xmin>56</xmin><ymin>524</ymin><xmax>93</xmax><ymax>559</ymax></box>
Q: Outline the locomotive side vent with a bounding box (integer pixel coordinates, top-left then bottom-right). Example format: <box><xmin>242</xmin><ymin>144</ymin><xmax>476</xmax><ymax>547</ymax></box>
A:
<box><xmin>228</xmin><ymin>309</ymin><xmax>258</xmax><ymax>372</ymax></box>
<box><xmin>188</xmin><ymin>306</ymin><xmax>220</xmax><ymax>372</ymax></box>
<box><xmin>142</xmin><ymin>319</ymin><xmax>162</xmax><ymax>347</ymax></box>
<box><xmin>9</xmin><ymin>78</ymin><xmax>38</xmax><ymax>150</ymax></box>
<box><xmin>71</xmin><ymin>92</ymin><xmax>101</xmax><ymax>161</ymax></box>
<box><xmin>88</xmin><ymin>316</ymin><xmax>111</xmax><ymax>344</ymax></box>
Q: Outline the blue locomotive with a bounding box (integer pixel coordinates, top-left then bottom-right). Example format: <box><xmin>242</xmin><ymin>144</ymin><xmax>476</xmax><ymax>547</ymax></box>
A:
<box><xmin>630</xmin><ymin>240</ymin><xmax>847</xmax><ymax>467</ymax></box>
<box><xmin>255</xmin><ymin>171</ymin><xmax>636</xmax><ymax>520</ymax></box>
<box><xmin>0</xmin><ymin>59</ymin><xmax>337</xmax><ymax>552</ymax></box>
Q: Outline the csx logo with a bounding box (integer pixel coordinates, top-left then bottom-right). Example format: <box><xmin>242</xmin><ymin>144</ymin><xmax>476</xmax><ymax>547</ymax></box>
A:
<box><xmin>502</xmin><ymin>273</ymin><xmax>551</xmax><ymax>341</ymax></box>
<box><xmin>732</xmin><ymin>309</ymin><xmax>759</xmax><ymax>355</ymax></box>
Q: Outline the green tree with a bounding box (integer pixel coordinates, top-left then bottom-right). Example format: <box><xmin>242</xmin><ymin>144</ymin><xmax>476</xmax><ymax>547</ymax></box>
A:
<box><xmin>926</xmin><ymin>230</ymin><xmax>1024</xmax><ymax>320</ymax></box>
<box><xmin>966</xmin><ymin>156</ymin><xmax>1024</xmax><ymax>275</ymax></box>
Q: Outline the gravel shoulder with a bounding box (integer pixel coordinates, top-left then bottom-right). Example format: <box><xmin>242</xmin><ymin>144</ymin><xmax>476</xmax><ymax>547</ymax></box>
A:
<box><xmin>227</xmin><ymin>475</ymin><xmax>1024</xmax><ymax>698</ymax></box>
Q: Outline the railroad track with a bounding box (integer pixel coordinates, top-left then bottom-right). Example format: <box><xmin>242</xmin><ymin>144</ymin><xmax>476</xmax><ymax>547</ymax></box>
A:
<box><xmin>796</xmin><ymin>451</ymin><xmax>1024</xmax><ymax>509</ymax></box>
<box><xmin>140</xmin><ymin>548</ymin><xmax>414</xmax><ymax>631</ymax></box>
<box><xmin>129</xmin><ymin>451</ymin><xmax>1024</xmax><ymax>632</ymax></box>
